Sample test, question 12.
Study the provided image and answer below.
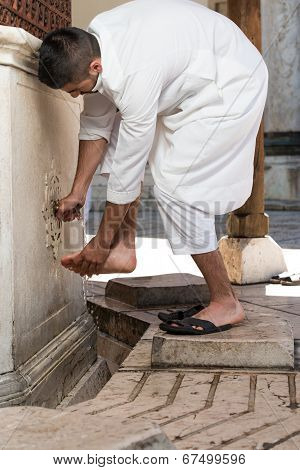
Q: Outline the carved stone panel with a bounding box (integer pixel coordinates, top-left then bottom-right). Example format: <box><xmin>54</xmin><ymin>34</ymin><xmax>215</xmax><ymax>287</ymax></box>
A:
<box><xmin>42</xmin><ymin>158</ymin><xmax>62</xmax><ymax>260</ymax></box>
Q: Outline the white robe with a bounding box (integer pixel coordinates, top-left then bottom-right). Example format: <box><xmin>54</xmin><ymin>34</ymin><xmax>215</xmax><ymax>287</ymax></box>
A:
<box><xmin>79</xmin><ymin>0</ymin><xmax>269</xmax><ymax>215</ymax></box>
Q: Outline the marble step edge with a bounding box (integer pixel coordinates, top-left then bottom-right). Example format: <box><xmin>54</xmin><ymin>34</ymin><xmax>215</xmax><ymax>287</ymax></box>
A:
<box><xmin>151</xmin><ymin>313</ymin><xmax>294</xmax><ymax>370</ymax></box>
<box><xmin>0</xmin><ymin>312</ymin><xmax>96</xmax><ymax>407</ymax></box>
<box><xmin>104</xmin><ymin>274</ymin><xmax>206</xmax><ymax>308</ymax></box>
<box><xmin>87</xmin><ymin>298</ymin><xmax>154</xmax><ymax>347</ymax></box>
<box><xmin>87</xmin><ymin>296</ymin><xmax>298</xmax><ymax>373</ymax></box>
<box><xmin>120</xmin><ymin>325</ymin><xmax>297</xmax><ymax>374</ymax></box>
<box><xmin>57</xmin><ymin>355</ymin><xmax>112</xmax><ymax>409</ymax></box>
<box><xmin>118</xmin><ymin>364</ymin><xmax>300</xmax><ymax>374</ymax></box>
<box><xmin>97</xmin><ymin>330</ymin><xmax>133</xmax><ymax>365</ymax></box>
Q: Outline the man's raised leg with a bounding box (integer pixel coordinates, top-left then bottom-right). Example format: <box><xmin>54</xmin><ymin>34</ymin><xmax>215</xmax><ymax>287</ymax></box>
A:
<box><xmin>95</xmin><ymin>195</ymin><xmax>140</xmax><ymax>274</ymax></box>
<box><xmin>62</xmin><ymin>193</ymin><xmax>141</xmax><ymax>276</ymax></box>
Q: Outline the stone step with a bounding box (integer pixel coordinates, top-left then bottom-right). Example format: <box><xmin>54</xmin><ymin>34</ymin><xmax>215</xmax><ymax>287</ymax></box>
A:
<box><xmin>152</xmin><ymin>306</ymin><xmax>295</xmax><ymax>370</ymax></box>
<box><xmin>57</xmin><ymin>356</ymin><xmax>111</xmax><ymax>409</ymax></box>
<box><xmin>105</xmin><ymin>273</ymin><xmax>205</xmax><ymax>308</ymax></box>
<box><xmin>87</xmin><ymin>296</ymin><xmax>155</xmax><ymax>347</ymax></box>
<box><xmin>97</xmin><ymin>331</ymin><xmax>133</xmax><ymax>375</ymax></box>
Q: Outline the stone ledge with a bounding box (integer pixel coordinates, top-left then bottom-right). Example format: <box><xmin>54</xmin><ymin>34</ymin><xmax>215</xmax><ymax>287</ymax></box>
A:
<box><xmin>218</xmin><ymin>235</ymin><xmax>287</xmax><ymax>284</ymax></box>
<box><xmin>152</xmin><ymin>309</ymin><xmax>294</xmax><ymax>369</ymax></box>
<box><xmin>105</xmin><ymin>273</ymin><xmax>206</xmax><ymax>308</ymax></box>
<box><xmin>88</xmin><ymin>294</ymin><xmax>198</xmax><ymax>348</ymax></box>
<box><xmin>0</xmin><ymin>291</ymin><xmax>298</xmax><ymax>449</ymax></box>
<box><xmin>57</xmin><ymin>356</ymin><xmax>111</xmax><ymax>409</ymax></box>
<box><xmin>97</xmin><ymin>331</ymin><xmax>132</xmax><ymax>366</ymax></box>
<box><xmin>0</xmin><ymin>313</ymin><xmax>97</xmax><ymax>408</ymax></box>
<box><xmin>87</xmin><ymin>296</ymin><xmax>156</xmax><ymax>347</ymax></box>
<box><xmin>0</xmin><ymin>26</ymin><xmax>41</xmax><ymax>75</ymax></box>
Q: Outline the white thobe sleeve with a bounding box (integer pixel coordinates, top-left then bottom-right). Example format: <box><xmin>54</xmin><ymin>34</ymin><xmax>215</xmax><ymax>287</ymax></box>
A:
<box><xmin>78</xmin><ymin>93</ymin><xmax>117</xmax><ymax>143</ymax></box>
<box><xmin>106</xmin><ymin>66</ymin><xmax>162</xmax><ymax>204</ymax></box>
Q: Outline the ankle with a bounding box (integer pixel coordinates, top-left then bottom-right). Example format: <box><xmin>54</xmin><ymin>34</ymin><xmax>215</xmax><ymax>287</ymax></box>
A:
<box><xmin>210</xmin><ymin>294</ymin><xmax>238</xmax><ymax>305</ymax></box>
<box><xmin>116</xmin><ymin>235</ymin><xmax>136</xmax><ymax>250</ymax></box>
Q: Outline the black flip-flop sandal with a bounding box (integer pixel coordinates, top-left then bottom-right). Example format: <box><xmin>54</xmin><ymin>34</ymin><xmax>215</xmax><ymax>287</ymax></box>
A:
<box><xmin>269</xmin><ymin>271</ymin><xmax>290</xmax><ymax>284</ymax></box>
<box><xmin>159</xmin><ymin>317</ymin><xmax>232</xmax><ymax>335</ymax></box>
<box><xmin>280</xmin><ymin>273</ymin><xmax>300</xmax><ymax>286</ymax></box>
<box><xmin>157</xmin><ymin>303</ymin><xmax>205</xmax><ymax>322</ymax></box>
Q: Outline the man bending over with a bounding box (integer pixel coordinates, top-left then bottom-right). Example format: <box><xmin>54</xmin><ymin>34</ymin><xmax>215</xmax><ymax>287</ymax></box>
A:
<box><xmin>38</xmin><ymin>0</ymin><xmax>268</xmax><ymax>334</ymax></box>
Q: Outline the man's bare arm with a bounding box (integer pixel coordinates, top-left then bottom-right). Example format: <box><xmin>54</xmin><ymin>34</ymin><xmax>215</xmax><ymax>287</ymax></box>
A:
<box><xmin>71</xmin><ymin>139</ymin><xmax>107</xmax><ymax>200</ymax></box>
<box><xmin>56</xmin><ymin>138</ymin><xmax>107</xmax><ymax>221</ymax></box>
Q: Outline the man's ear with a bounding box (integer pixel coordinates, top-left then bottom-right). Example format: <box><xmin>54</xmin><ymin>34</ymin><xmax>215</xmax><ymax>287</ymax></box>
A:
<box><xmin>89</xmin><ymin>58</ymin><xmax>102</xmax><ymax>76</ymax></box>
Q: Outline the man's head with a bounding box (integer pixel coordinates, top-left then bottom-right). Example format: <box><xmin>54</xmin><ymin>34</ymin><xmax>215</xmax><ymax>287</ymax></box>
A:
<box><xmin>38</xmin><ymin>27</ymin><xmax>102</xmax><ymax>98</ymax></box>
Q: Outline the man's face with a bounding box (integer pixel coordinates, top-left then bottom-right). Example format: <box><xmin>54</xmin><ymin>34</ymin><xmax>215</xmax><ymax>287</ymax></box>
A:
<box><xmin>62</xmin><ymin>58</ymin><xmax>102</xmax><ymax>98</ymax></box>
<box><xmin>63</xmin><ymin>76</ymin><xmax>98</xmax><ymax>98</ymax></box>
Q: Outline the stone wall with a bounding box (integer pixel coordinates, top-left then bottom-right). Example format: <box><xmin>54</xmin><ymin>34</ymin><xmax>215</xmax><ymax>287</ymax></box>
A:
<box><xmin>0</xmin><ymin>25</ymin><xmax>97</xmax><ymax>407</ymax></box>
<box><xmin>261</xmin><ymin>0</ymin><xmax>299</xmax><ymax>133</ymax></box>
<box><xmin>72</xmin><ymin>0</ymin><xmax>210</xmax><ymax>29</ymax></box>
<box><xmin>261</xmin><ymin>0</ymin><xmax>300</xmax><ymax>208</ymax></box>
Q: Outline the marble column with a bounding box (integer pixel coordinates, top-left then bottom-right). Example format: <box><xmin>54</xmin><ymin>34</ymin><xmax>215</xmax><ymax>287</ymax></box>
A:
<box><xmin>0</xmin><ymin>26</ymin><xmax>97</xmax><ymax>407</ymax></box>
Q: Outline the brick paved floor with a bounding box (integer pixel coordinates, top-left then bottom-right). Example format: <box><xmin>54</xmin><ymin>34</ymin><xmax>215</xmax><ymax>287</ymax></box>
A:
<box><xmin>74</xmin><ymin>367</ymin><xmax>299</xmax><ymax>450</ymax></box>
<box><xmin>65</xmin><ymin>312</ymin><xmax>300</xmax><ymax>450</ymax></box>
<box><xmin>82</xmin><ymin>206</ymin><xmax>300</xmax><ymax>449</ymax></box>
<box><xmin>1</xmin><ymin>207</ymin><xmax>298</xmax><ymax>450</ymax></box>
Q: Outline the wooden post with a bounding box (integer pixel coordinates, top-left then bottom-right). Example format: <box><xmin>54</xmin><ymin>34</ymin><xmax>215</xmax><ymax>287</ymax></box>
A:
<box><xmin>226</xmin><ymin>0</ymin><xmax>269</xmax><ymax>237</ymax></box>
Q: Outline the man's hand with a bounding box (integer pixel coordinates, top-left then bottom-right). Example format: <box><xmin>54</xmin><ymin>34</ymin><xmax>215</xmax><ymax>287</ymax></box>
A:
<box><xmin>55</xmin><ymin>139</ymin><xmax>107</xmax><ymax>223</ymax></box>
<box><xmin>61</xmin><ymin>236</ymin><xmax>110</xmax><ymax>277</ymax></box>
<box><xmin>55</xmin><ymin>192</ymin><xmax>85</xmax><ymax>222</ymax></box>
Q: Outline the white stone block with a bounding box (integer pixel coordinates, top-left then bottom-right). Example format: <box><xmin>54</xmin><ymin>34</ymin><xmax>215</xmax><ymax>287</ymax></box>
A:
<box><xmin>218</xmin><ymin>235</ymin><xmax>287</xmax><ymax>285</ymax></box>
<box><xmin>152</xmin><ymin>309</ymin><xmax>294</xmax><ymax>369</ymax></box>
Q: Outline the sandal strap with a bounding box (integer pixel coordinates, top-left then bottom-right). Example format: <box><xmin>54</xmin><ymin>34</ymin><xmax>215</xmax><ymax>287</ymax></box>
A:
<box><xmin>182</xmin><ymin>318</ymin><xmax>217</xmax><ymax>329</ymax></box>
<box><xmin>165</xmin><ymin>318</ymin><xmax>217</xmax><ymax>332</ymax></box>
<box><xmin>162</xmin><ymin>303</ymin><xmax>204</xmax><ymax>320</ymax></box>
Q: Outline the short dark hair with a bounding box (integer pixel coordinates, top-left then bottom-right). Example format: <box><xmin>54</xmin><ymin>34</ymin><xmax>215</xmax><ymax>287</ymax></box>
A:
<box><xmin>38</xmin><ymin>27</ymin><xmax>100</xmax><ymax>89</ymax></box>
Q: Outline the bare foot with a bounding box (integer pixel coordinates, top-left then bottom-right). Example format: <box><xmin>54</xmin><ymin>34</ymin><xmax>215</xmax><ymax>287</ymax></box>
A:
<box><xmin>61</xmin><ymin>238</ymin><xmax>137</xmax><ymax>276</ymax></box>
<box><xmin>169</xmin><ymin>297</ymin><xmax>245</xmax><ymax>330</ymax></box>
<box><xmin>97</xmin><ymin>239</ymin><xmax>137</xmax><ymax>274</ymax></box>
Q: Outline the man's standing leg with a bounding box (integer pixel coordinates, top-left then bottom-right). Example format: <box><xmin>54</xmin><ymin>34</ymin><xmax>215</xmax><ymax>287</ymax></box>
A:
<box><xmin>168</xmin><ymin>249</ymin><xmax>245</xmax><ymax>329</ymax></box>
<box><xmin>169</xmin><ymin>249</ymin><xmax>245</xmax><ymax>330</ymax></box>
<box><xmin>153</xmin><ymin>186</ymin><xmax>246</xmax><ymax>330</ymax></box>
